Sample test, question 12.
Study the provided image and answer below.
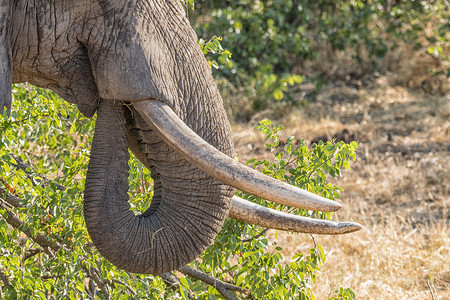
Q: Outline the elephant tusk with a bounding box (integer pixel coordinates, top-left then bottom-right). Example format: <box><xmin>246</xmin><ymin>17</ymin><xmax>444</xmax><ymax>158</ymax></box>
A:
<box><xmin>229</xmin><ymin>196</ymin><xmax>362</xmax><ymax>234</ymax></box>
<box><xmin>133</xmin><ymin>100</ymin><xmax>341</xmax><ymax>212</ymax></box>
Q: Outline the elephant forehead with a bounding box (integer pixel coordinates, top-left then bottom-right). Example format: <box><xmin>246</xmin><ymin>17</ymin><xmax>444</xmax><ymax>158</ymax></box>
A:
<box><xmin>82</xmin><ymin>0</ymin><xmax>214</xmax><ymax>114</ymax></box>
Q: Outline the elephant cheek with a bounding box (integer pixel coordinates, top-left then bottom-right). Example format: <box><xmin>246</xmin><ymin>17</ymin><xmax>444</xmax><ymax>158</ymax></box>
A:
<box><xmin>84</xmin><ymin>18</ymin><xmax>173</xmax><ymax>105</ymax></box>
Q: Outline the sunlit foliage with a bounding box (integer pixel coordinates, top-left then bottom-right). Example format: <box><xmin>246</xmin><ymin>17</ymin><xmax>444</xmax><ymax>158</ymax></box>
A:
<box><xmin>1</xmin><ymin>85</ymin><xmax>357</xmax><ymax>299</ymax></box>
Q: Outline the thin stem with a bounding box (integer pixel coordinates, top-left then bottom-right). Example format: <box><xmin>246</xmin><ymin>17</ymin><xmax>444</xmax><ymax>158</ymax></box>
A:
<box><xmin>0</xmin><ymin>199</ymin><xmax>65</xmax><ymax>252</ymax></box>
<box><xmin>160</xmin><ymin>272</ymin><xmax>195</xmax><ymax>298</ymax></box>
<box><xmin>22</xmin><ymin>248</ymin><xmax>44</xmax><ymax>262</ymax></box>
<box><xmin>426</xmin><ymin>279</ymin><xmax>436</xmax><ymax>300</ymax></box>
<box><xmin>310</xmin><ymin>234</ymin><xmax>317</xmax><ymax>250</ymax></box>
<box><xmin>109</xmin><ymin>279</ymin><xmax>136</xmax><ymax>296</ymax></box>
<box><xmin>242</xmin><ymin>228</ymin><xmax>270</xmax><ymax>243</ymax></box>
<box><xmin>81</xmin><ymin>264</ymin><xmax>111</xmax><ymax>300</ymax></box>
<box><xmin>10</xmin><ymin>155</ymin><xmax>65</xmax><ymax>191</ymax></box>
<box><xmin>0</xmin><ymin>268</ymin><xmax>12</xmax><ymax>288</ymax></box>
<box><xmin>0</xmin><ymin>187</ymin><xmax>22</xmax><ymax>208</ymax></box>
<box><xmin>179</xmin><ymin>265</ymin><xmax>248</xmax><ymax>300</ymax></box>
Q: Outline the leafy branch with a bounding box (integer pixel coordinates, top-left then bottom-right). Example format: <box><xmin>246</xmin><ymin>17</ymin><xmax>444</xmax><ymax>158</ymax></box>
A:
<box><xmin>0</xmin><ymin>159</ymin><xmax>250</xmax><ymax>299</ymax></box>
<box><xmin>1</xmin><ymin>85</ymin><xmax>359</xmax><ymax>299</ymax></box>
<box><xmin>180</xmin><ymin>265</ymin><xmax>248</xmax><ymax>300</ymax></box>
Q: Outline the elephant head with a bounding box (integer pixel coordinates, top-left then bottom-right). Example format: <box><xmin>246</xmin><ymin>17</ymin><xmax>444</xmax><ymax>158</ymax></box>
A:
<box><xmin>1</xmin><ymin>0</ymin><xmax>361</xmax><ymax>275</ymax></box>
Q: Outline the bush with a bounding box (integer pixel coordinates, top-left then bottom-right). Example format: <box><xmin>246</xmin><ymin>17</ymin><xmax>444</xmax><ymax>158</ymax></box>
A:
<box><xmin>193</xmin><ymin>0</ymin><xmax>449</xmax><ymax>112</ymax></box>
<box><xmin>1</xmin><ymin>85</ymin><xmax>358</xmax><ymax>299</ymax></box>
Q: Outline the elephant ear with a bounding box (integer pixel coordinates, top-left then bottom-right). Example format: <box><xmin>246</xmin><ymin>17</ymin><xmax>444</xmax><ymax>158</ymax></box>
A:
<box><xmin>0</xmin><ymin>0</ymin><xmax>12</xmax><ymax>115</ymax></box>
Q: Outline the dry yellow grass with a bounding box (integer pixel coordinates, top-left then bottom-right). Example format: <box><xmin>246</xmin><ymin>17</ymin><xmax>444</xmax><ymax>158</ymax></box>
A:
<box><xmin>231</xmin><ymin>65</ymin><xmax>449</xmax><ymax>298</ymax></box>
<box><xmin>313</xmin><ymin>216</ymin><xmax>449</xmax><ymax>299</ymax></box>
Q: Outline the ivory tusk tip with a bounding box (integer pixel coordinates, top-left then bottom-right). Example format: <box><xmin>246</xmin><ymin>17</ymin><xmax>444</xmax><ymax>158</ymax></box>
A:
<box><xmin>336</xmin><ymin>222</ymin><xmax>363</xmax><ymax>234</ymax></box>
<box><xmin>328</xmin><ymin>201</ymin><xmax>342</xmax><ymax>212</ymax></box>
<box><xmin>300</xmin><ymin>192</ymin><xmax>343</xmax><ymax>212</ymax></box>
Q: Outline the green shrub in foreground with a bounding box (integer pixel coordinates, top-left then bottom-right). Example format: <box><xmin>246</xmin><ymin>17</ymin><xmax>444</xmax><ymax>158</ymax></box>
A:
<box><xmin>1</xmin><ymin>85</ymin><xmax>357</xmax><ymax>299</ymax></box>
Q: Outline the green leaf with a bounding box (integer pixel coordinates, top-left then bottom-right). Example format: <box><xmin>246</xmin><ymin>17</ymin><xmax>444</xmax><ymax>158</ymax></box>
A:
<box><xmin>180</xmin><ymin>285</ymin><xmax>189</xmax><ymax>299</ymax></box>
<box><xmin>180</xmin><ymin>276</ymin><xmax>190</xmax><ymax>289</ymax></box>
<box><xmin>273</xmin><ymin>88</ymin><xmax>284</xmax><ymax>100</ymax></box>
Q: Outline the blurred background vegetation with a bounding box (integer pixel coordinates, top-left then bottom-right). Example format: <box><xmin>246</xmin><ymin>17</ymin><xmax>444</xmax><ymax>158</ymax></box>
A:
<box><xmin>191</xmin><ymin>0</ymin><xmax>448</xmax><ymax>120</ymax></box>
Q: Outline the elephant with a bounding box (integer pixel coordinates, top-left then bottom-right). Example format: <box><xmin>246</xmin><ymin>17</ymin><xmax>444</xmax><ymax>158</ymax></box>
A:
<box><xmin>0</xmin><ymin>0</ymin><xmax>361</xmax><ymax>275</ymax></box>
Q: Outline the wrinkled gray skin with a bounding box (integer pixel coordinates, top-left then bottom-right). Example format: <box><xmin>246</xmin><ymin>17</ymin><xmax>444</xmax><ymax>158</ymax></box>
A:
<box><xmin>1</xmin><ymin>0</ymin><xmax>236</xmax><ymax>274</ymax></box>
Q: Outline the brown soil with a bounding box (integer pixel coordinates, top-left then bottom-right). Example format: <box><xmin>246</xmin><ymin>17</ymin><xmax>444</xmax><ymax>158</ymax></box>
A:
<box><xmin>230</xmin><ymin>61</ymin><xmax>449</xmax><ymax>298</ymax></box>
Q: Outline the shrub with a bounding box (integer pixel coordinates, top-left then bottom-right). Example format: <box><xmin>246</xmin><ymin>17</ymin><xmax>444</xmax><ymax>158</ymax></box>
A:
<box><xmin>1</xmin><ymin>85</ymin><xmax>358</xmax><ymax>299</ymax></box>
<box><xmin>193</xmin><ymin>0</ymin><xmax>449</xmax><ymax>111</ymax></box>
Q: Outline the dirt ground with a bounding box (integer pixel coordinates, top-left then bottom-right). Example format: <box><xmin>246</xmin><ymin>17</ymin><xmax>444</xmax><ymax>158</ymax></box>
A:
<box><xmin>230</xmin><ymin>56</ymin><xmax>449</xmax><ymax>299</ymax></box>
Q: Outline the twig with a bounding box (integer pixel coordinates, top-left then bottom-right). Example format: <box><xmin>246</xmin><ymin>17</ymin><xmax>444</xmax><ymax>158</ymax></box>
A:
<box><xmin>2</xmin><ymin>159</ymin><xmax>249</xmax><ymax>300</ymax></box>
<box><xmin>160</xmin><ymin>272</ymin><xmax>195</xmax><ymax>298</ymax></box>
<box><xmin>0</xmin><ymin>268</ymin><xmax>12</xmax><ymax>288</ymax></box>
<box><xmin>310</xmin><ymin>234</ymin><xmax>317</xmax><ymax>250</ymax></box>
<box><xmin>179</xmin><ymin>265</ymin><xmax>247</xmax><ymax>300</ymax></box>
<box><xmin>10</xmin><ymin>155</ymin><xmax>65</xmax><ymax>191</ymax></box>
<box><xmin>109</xmin><ymin>278</ymin><xmax>136</xmax><ymax>296</ymax></box>
<box><xmin>426</xmin><ymin>279</ymin><xmax>436</xmax><ymax>300</ymax></box>
<box><xmin>160</xmin><ymin>272</ymin><xmax>181</xmax><ymax>290</ymax></box>
<box><xmin>0</xmin><ymin>187</ymin><xmax>22</xmax><ymax>208</ymax></box>
<box><xmin>84</xmin><ymin>277</ymin><xmax>97</xmax><ymax>299</ymax></box>
<box><xmin>242</xmin><ymin>228</ymin><xmax>270</xmax><ymax>243</ymax></box>
<box><xmin>1</xmin><ymin>172</ymin><xmax>121</xmax><ymax>299</ymax></box>
<box><xmin>1</xmin><ymin>186</ymin><xmax>67</xmax><ymax>247</ymax></box>
<box><xmin>81</xmin><ymin>264</ymin><xmax>111</xmax><ymax>300</ymax></box>
<box><xmin>0</xmin><ymin>199</ymin><xmax>65</xmax><ymax>252</ymax></box>
<box><xmin>22</xmin><ymin>248</ymin><xmax>44</xmax><ymax>262</ymax></box>
<box><xmin>0</xmin><ymin>267</ymin><xmax>15</xmax><ymax>299</ymax></box>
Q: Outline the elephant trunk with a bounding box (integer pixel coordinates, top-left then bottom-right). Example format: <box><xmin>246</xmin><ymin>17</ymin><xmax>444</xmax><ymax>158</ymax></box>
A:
<box><xmin>84</xmin><ymin>100</ymin><xmax>234</xmax><ymax>275</ymax></box>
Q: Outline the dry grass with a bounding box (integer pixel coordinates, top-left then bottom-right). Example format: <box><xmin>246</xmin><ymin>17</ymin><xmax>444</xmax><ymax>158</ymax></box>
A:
<box><xmin>230</xmin><ymin>51</ymin><xmax>449</xmax><ymax>298</ymax></box>
<box><xmin>314</xmin><ymin>217</ymin><xmax>449</xmax><ymax>299</ymax></box>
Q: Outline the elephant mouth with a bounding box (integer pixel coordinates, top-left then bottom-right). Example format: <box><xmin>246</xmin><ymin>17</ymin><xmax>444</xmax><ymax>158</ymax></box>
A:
<box><xmin>82</xmin><ymin>99</ymin><xmax>361</xmax><ymax>275</ymax></box>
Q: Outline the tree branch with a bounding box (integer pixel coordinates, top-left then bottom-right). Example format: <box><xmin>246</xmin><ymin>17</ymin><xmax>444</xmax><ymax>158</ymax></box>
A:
<box><xmin>242</xmin><ymin>228</ymin><xmax>270</xmax><ymax>243</ymax></box>
<box><xmin>0</xmin><ymin>267</ymin><xmax>15</xmax><ymax>299</ymax></box>
<box><xmin>310</xmin><ymin>233</ymin><xmax>317</xmax><ymax>250</ymax></box>
<box><xmin>0</xmin><ymin>268</ymin><xmax>12</xmax><ymax>288</ymax></box>
<box><xmin>10</xmin><ymin>155</ymin><xmax>65</xmax><ymax>191</ymax></box>
<box><xmin>0</xmin><ymin>199</ymin><xmax>65</xmax><ymax>253</ymax></box>
<box><xmin>0</xmin><ymin>187</ymin><xmax>21</xmax><ymax>208</ymax></box>
<box><xmin>81</xmin><ymin>264</ymin><xmax>111</xmax><ymax>300</ymax></box>
<box><xmin>160</xmin><ymin>272</ymin><xmax>181</xmax><ymax>290</ymax></box>
<box><xmin>22</xmin><ymin>248</ymin><xmax>44</xmax><ymax>262</ymax></box>
<box><xmin>2</xmin><ymin>158</ymin><xmax>251</xmax><ymax>299</ymax></box>
<box><xmin>1</xmin><ymin>163</ymin><xmax>118</xmax><ymax>299</ymax></box>
<box><xmin>179</xmin><ymin>265</ymin><xmax>248</xmax><ymax>300</ymax></box>
<box><xmin>1</xmin><ymin>184</ymin><xmax>70</xmax><ymax>250</ymax></box>
<box><xmin>109</xmin><ymin>278</ymin><xmax>136</xmax><ymax>296</ymax></box>
<box><xmin>1</xmin><ymin>194</ymin><xmax>110</xmax><ymax>299</ymax></box>
<box><xmin>160</xmin><ymin>272</ymin><xmax>195</xmax><ymax>298</ymax></box>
